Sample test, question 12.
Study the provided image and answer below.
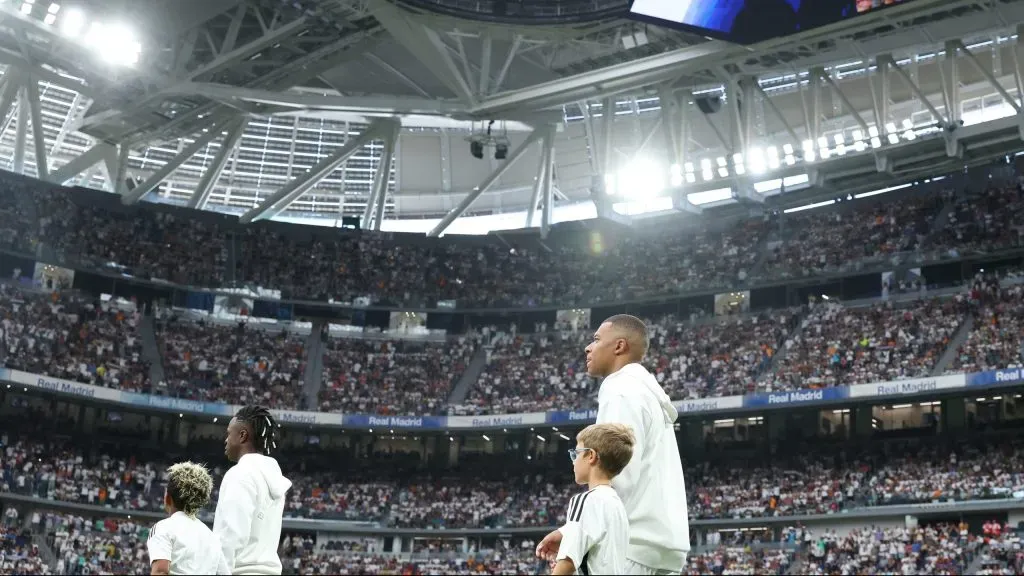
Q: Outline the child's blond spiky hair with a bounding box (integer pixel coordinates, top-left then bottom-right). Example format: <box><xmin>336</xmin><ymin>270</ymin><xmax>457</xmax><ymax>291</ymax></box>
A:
<box><xmin>166</xmin><ymin>461</ymin><xmax>213</xmax><ymax>517</ymax></box>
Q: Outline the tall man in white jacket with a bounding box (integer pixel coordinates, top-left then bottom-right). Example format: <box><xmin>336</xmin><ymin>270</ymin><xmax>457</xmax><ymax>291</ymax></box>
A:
<box><xmin>538</xmin><ymin>315</ymin><xmax>689</xmax><ymax>575</ymax></box>
<box><xmin>215</xmin><ymin>405</ymin><xmax>293</xmax><ymax>575</ymax></box>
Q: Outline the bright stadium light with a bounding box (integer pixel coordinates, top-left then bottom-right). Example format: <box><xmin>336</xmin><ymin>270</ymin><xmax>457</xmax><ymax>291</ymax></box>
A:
<box><xmin>604</xmin><ymin>173</ymin><xmax>617</xmax><ymax>196</ymax></box>
<box><xmin>901</xmin><ymin>118</ymin><xmax>916</xmax><ymax>140</ymax></box>
<box><xmin>732</xmin><ymin>152</ymin><xmax>745</xmax><ymax>175</ymax></box>
<box><xmin>59</xmin><ymin>5</ymin><xmax>84</xmax><ymax>36</ymax></box>
<box><xmin>834</xmin><ymin>134</ymin><xmax>846</xmax><ymax>156</ymax></box>
<box><xmin>20</xmin><ymin>1</ymin><xmax>32</xmax><ymax>15</ymax></box>
<box><xmin>802</xmin><ymin>140</ymin><xmax>816</xmax><ymax>162</ymax></box>
<box><xmin>885</xmin><ymin>122</ymin><xmax>899</xmax><ymax>144</ymax></box>
<box><xmin>818</xmin><ymin>136</ymin><xmax>831</xmax><ymax>159</ymax></box>
<box><xmin>748</xmin><ymin>147</ymin><xmax>766</xmax><ymax>174</ymax></box>
<box><xmin>766</xmin><ymin>146</ymin><xmax>780</xmax><ymax>170</ymax></box>
<box><xmin>852</xmin><ymin>129</ymin><xmax>866</xmax><ymax>152</ymax></box>
<box><xmin>85</xmin><ymin>21</ymin><xmax>141</xmax><ymax>65</ymax></box>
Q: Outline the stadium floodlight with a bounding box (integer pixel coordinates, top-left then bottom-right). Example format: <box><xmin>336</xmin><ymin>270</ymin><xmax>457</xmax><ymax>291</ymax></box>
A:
<box><xmin>852</xmin><ymin>129</ymin><xmax>866</xmax><ymax>152</ymax></box>
<box><xmin>782</xmin><ymin>143</ymin><xmax>794</xmax><ymax>155</ymax></box>
<box><xmin>701</xmin><ymin>169</ymin><xmax>713</xmax><ymax>181</ymax></box>
<box><xmin>748</xmin><ymin>147</ymin><xmax>766</xmax><ymax>174</ymax></box>
<box><xmin>802</xmin><ymin>140</ymin><xmax>815</xmax><ymax>162</ymax></box>
<box><xmin>834</xmin><ymin>134</ymin><xmax>846</xmax><ymax>156</ymax></box>
<box><xmin>20</xmin><ymin>1</ymin><xmax>32</xmax><ymax>14</ymax></box>
<box><xmin>885</xmin><ymin>122</ymin><xmax>899</xmax><ymax>144</ymax></box>
<box><xmin>732</xmin><ymin>153</ymin><xmax>745</xmax><ymax>175</ymax></box>
<box><xmin>683</xmin><ymin>162</ymin><xmax>694</xmax><ymax>173</ymax></box>
<box><xmin>817</xmin><ymin>137</ymin><xmax>831</xmax><ymax>159</ymax></box>
<box><xmin>86</xmin><ymin>22</ymin><xmax>142</xmax><ymax>65</ymax></box>
<box><xmin>670</xmin><ymin>172</ymin><xmax>683</xmax><ymax>186</ymax></box>
<box><xmin>901</xmin><ymin>118</ymin><xmax>916</xmax><ymax>141</ymax></box>
<box><xmin>60</xmin><ymin>6</ymin><xmax>85</xmax><ymax>37</ymax></box>
<box><xmin>685</xmin><ymin>172</ymin><xmax>696</xmax><ymax>183</ymax></box>
<box><xmin>717</xmin><ymin>167</ymin><xmax>728</xmax><ymax>178</ymax></box>
<box><xmin>716</xmin><ymin>156</ymin><xmax>727</xmax><ymax>168</ymax></box>
<box><xmin>47</xmin><ymin>2</ymin><xmax>59</xmax><ymax>13</ymax></box>
<box><xmin>766</xmin><ymin>146</ymin><xmax>780</xmax><ymax>170</ymax></box>
<box><xmin>618</xmin><ymin>158</ymin><xmax>665</xmax><ymax>198</ymax></box>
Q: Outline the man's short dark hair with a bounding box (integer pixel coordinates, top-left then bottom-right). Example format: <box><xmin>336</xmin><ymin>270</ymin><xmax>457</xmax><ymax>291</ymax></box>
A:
<box><xmin>604</xmin><ymin>314</ymin><xmax>649</xmax><ymax>359</ymax></box>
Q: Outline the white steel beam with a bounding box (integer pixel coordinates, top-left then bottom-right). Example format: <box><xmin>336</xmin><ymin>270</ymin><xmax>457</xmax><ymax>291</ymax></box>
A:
<box><xmin>953</xmin><ymin>39</ymin><xmax>1021</xmax><ymax>113</ymax></box>
<box><xmin>526</xmin><ymin>131</ymin><xmax>551</xmax><ymax>228</ymax></box>
<box><xmin>372</xmin><ymin>2</ymin><xmax>476</xmax><ymax>104</ymax></box>
<box><xmin>12</xmin><ymin>89</ymin><xmax>27</xmax><ymax>175</ymax></box>
<box><xmin>540</xmin><ymin>134</ymin><xmax>555</xmax><ymax>239</ymax></box>
<box><xmin>469</xmin><ymin>42</ymin><xmax>728</xmax><ymax>116</ymax></box>
<box><xmin>882</xmin><ymin>54</ymin><xmax>948</xmax><ymax>126</ymax></box>
<box><xmin>159</xmin><ymin>82</ymin><xmax>467</xmax><ymax>116</ymax></box>
<box><xmin>0</xmin><ymin>73</ymin><xmax>21</xmax><ymax>147</ymax></box>
<box><xmin>816</xmin><ymin>69</ymin><xmax>870</xmax><ymax>132</ymax></box>
<box><xmin>24</xmin><ymin>76</ymin><xmax>48</xmax><ymax>180</ymax></box>
<box><xmin>364</xmin><ymin>53</ymin><xmax>431</xmax><ymax>98</ymax></box>
<box><xmin>240</xmin><ymin>118</ymin><xmax>396</xmax><ymax>224</ymax></box>
<box><xmin>365</xmin><ymin>121</ymin><xmax>401</xmax><ymax>231</ymax></box>
<box><xmin>188</xmin><ymin>118</ymin><xmax>249</xmax><ymax>209</ymax></box>
<box><xmin>428</xmin><ymin>128</ymin><xmax>545</xmax><ymax>237</ymax></box>
<box><xmin>48</xmin><ymin>143</ymin><xmax>114</xmax><ymax>184</ymax></box>
<box><xmin>479</xmin><ymin>35</ymin><xmax>492</xmax><ymax>96</ymax></box>
<box><xmin>122</xmin><ymin>119</ymin><xmax>232</xmax><ymax>205</ymax></box>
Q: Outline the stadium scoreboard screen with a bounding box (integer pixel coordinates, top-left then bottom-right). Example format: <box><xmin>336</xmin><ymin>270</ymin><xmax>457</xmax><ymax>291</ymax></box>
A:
<box><xmin>628</xmin><ymin>0</ymin><xmax>912</xmax><ymax>45</ymax></box>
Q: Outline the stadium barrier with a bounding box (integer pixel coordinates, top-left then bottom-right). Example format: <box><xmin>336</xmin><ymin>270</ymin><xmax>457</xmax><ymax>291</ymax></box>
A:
<box><xmin>3</xmin><ymin>367</ymin><xmax>1023</xmax><ymax>430</ymax></box>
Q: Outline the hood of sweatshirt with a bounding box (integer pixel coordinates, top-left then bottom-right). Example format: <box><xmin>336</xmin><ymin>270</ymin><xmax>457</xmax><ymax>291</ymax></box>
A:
<box><xmin>240</xmin><ymin>453</ymin><xmax>292</xmax><ymax>500</ymax></box>
<box><xmin>619</xmin><ymin>363</ymin><xmax>678</xmax><ymax>425</ymax></box>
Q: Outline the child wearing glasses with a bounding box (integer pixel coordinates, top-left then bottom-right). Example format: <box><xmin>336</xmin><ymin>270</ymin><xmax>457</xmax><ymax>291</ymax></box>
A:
<box><xmin>546</xmin><ymin>423</ymin><xmax>635</xmax><ymax>575</ymax></box>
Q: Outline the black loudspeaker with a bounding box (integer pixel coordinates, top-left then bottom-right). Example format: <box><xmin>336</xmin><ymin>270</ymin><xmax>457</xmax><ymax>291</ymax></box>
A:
<box><xmin>494</xmin><ymin>142</ymin><xmax>508</xmax><ymax>160</ymax></box>
<box><xmin>695</xmin><ymin>95</ymin><xmax>722</xmax><ymax>115</ymax></box>
<box><xmin>470</xmin><ymin>141</ymin><xmax>484</xmax><ymax>159</ymax></box>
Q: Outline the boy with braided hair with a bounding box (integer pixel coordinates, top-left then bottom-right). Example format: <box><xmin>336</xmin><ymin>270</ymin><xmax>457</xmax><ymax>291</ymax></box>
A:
<box><xmin>214</xmin><ymin>405</ymin><xmax>292</xmax><ymax>575</ymax></box>
<box><xmin>148</xmin><ymin>461</ymin><xmax>229</xmax><ymax>575</ymax></box>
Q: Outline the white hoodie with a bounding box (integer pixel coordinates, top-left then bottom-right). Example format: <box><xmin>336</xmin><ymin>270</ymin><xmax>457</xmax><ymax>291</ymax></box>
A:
<box><xmin>214</xmin><ymin>453</ymin><xmax>292</xmax><ymax>575</ymax></box>
<box><xmin>597</xmin><ymin>362</ymin><xmax>689</xmax><ymax>572</ymax></box>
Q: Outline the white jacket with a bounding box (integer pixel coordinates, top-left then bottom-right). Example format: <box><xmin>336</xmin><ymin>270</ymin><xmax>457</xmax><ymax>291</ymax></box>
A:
<box><xmin>214</xmin><ymin>453</ymin><xmax>292</xmax><ymax>575</ymax></box>
<box><xmin>597</xmin><ymin>362</ymin><xmax>690</xmax><ymax>571</ymax></box>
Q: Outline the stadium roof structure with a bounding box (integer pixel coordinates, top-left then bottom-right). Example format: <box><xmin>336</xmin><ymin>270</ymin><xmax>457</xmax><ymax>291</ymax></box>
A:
<box><xmin>0</xmin><ymin>0</ymin><xmax>1022</xmax><ymax>235</ymax></box>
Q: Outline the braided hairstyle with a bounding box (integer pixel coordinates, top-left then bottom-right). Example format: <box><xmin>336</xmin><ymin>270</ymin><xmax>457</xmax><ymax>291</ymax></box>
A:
<box><xmin>236</xmin><ymin>405</ymin><xmax>278</xmax><ymax>456</ymax></box>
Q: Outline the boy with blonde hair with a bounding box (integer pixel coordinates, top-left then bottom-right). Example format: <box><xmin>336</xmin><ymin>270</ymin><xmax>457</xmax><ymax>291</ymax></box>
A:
<box><xmin>148</xmin><ymin>461</ymin><xmax>230</xmax><ymax>575</ymax></box>
<box><xmin>546</xmin><ymin>423</ymin><xmax>634</xmax><ymax>575</ymax></box>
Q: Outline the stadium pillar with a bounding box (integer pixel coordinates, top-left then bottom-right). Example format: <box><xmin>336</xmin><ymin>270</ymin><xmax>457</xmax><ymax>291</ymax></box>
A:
<box><xmin>24</xmin><ymin>76</ymin><xmax>48</xmax><ymax>180</ymax></box>
<box><xmin>941</xmin><ymin>397</ymin><xmax>966</xmax><ymax>432</ymax></box>
<box><xmin>539</xmin><ymin>130</ymin><xmax>556</xmax><ymax>239</ymax></box>
<box><xmin>854</xmin><ymin>406</ymin><xmax>873</xmax><ymax>437</ymax></box>
<box><xmin>525</xmin><ymin>131</ymin><xmax>549</xmax><ymax>228</ymax></box>
<box><xmin>364</xmin><ymin>121</ymin><xmax>401</xmax><ymax>231</ymax></box>
<box><xmin>12</xmin><ymin>87</ymin><xmax>28</xmax><ymax>175</ymax></box>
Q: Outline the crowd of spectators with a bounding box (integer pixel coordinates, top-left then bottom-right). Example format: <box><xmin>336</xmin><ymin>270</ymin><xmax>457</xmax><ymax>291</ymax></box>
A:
<box><xmin>757</xmin><ymin>192</ymin><xmax>947</xmax><ymax>281</ymax></box>
<box><xmin>760</xmin><ymin>296</ymin><xmax>967</xmax><ymax>391</ymax></box>
<box><xmin>156</xmin><ymin>314</ymin><xmax>307</xmax><ymax>407</ymax></box>
<box><xmin>41</xmin><ymin>512</ymin><xmax>149</xmax><ymax>575</ymax></box>
<box><xmin>929</xmin><ymin>183</ymin><xmax>1024</xmax><ymax>256</ymax></box>
<box><xmin>10</xmin><ymin>173</ymin><xmax>1024</xmax><ymax>310</ymax></box>
<box><xmin>319</xmin><ymin>335</ymin><xmax>477</xmax><ymax>415</ymax></box>
<box><xmin>280</xmin><ymin>542</ymin><xmax>543</xmax><ymax>575</ymax></box>
<box><xmin>0</xmin><ymin>179</ymin><xmax>39</xmax><ymax>256</ymax></box>
<box><xmin>949</xmin><ymin>276</ymin><xmax>1024</xmax><ymax>373</ymax></box>
<box><xmin>0</xmin><ymin>520</ymin><xmax>48</xmax><ymax>575</ymax></box>
<box><xmin>458</xmin><ymin>330</ymin><xmax>593</xmax><ymax>415</ymax></box>
<box><xmin>651</xmin><ymin>311</ymin><xmax>797</xmax><ymax>399</ymax></box>
<box><xmin>683</xmin><ymin>546</ymin><xmax>793</xmax><ymax>575</ymax></box>
<box><xmin>689</xmin><ymin>440</ymin><xmax>1024</xmax><ymax>520</ymax></box>
<box><xmin>36</xmin><ymin>191</ymin><xmax>230</xmax><ymax>288</ymax></box>
<box><xmin>0</xmin><ymin>284</ymin><xmax>150</xmax><ymax>392</ymax></box>
<box><xmin>803</xmin><ymin>524</ymin><xmax>974</xmax><ymax>575</ymax></box>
